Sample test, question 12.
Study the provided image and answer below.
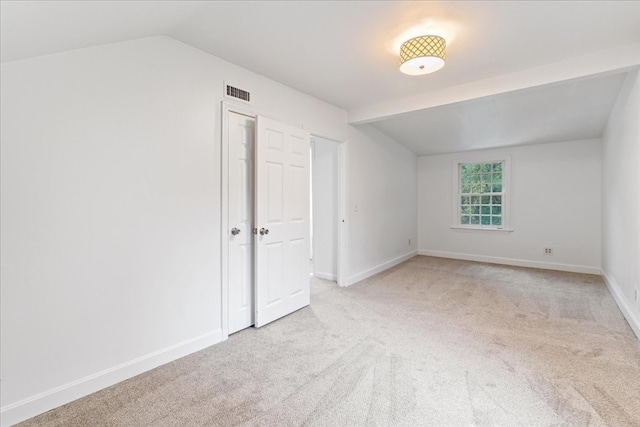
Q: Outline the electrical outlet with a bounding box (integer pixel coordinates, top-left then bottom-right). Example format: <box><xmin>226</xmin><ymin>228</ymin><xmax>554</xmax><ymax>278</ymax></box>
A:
<box><xmin>543</xmin><ymin>247</ymin><xmax>553</xmax><ymax>255</ymax></box>
<box><xmin>408</xmin><ymin>238</ymin><xmax>412</xmax><ymax>246</ymax></box>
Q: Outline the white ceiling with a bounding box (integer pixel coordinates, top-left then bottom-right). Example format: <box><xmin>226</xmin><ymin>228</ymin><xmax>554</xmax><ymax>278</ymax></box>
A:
<box><xmin>371</xmin><ymin>72</ymin><xmax>628</xmax><ymax>155</ymax></box>
<box><xmin>2</xmin><ymin>1</ymin><xmax>639</xmax><ymax>155</ymax></box>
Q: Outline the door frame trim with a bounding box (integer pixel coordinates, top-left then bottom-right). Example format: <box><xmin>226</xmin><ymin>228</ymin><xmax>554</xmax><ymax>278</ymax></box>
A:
<box><xmin>337</xmin><ymin>140</ymin><xmax>348</xmax><ymax>287</ymax></box>
<box><xmin>221</xmin><ymin>101</ymin><xmax>256</xmax><ymax>341</ymax></box>
<box><xmin>309</xmin><ymin>135</ymin><xmax>348</xmax><ymax>287</ymax></box>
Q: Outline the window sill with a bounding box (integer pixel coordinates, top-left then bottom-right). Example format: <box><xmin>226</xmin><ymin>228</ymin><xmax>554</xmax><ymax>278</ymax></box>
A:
<box><xmin>450</xmin><ymin>226</ymin><xmax>513</xmax><ymax>233</ymax></box>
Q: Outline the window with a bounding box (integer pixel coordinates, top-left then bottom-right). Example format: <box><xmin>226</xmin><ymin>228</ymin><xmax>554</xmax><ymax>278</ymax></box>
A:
<box><xmin>454</xmin><ymin>158</ymin><xmax>510</xmax><ymax>230</ymax></box>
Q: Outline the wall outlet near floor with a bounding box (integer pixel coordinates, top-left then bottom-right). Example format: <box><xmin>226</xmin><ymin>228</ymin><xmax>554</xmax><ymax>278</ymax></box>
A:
<box><xmin>543</xmin><ymin>247</ymin><xmax>553</xmax><ymax>255</ymax></box>
<box><xmin>408</xmin><ymin>238</ymin><xmax>412</xmax><ymax>246</ymax></box>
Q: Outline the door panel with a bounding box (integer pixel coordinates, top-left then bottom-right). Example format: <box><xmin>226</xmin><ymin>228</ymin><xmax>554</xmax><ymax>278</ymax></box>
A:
<box><xmin>265</xmin><ymin>242</ymin><xmax>284</xmax><ymax>306</ymax></box>
<box><xmin>228</xmin><ymin>112</ymin><xmax>255</xmax><ymax>334</ymax></box>
<box><xmin>289</xmin><ymin>238</ymin><xmax>306</xmax><ymax>296</ymax></box>
<box><xmin>267</xmin><ymin>162</ymin><xmax>284</xmax><ymax>222</ymax></box>
<box><xmin>255</xmin><ymin>116</ymin><xmax>310</xmax><ymax>327</ymax></box>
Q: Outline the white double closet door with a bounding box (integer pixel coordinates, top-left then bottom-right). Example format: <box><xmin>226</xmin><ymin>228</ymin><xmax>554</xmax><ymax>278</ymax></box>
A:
<box><xmin>227</xmin><ymin>111</ymin><xmax>310</xmax><ymax>334</ymax></box>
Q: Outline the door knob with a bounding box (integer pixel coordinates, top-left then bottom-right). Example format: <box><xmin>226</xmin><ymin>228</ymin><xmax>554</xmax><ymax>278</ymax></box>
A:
<box><xmin>259</xmin><ymin>228</ymin><xmax>270</xmax><ymax>235</ymax></box>
<box><xmin>231</xmin><ymin>227</ymin><xmax>241</xmax><ymax>235</ymax></box>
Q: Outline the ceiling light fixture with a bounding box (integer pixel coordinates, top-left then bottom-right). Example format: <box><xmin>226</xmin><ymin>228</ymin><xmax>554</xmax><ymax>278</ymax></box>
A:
<box><xmin>399</xmin><ymin>35</ymin><xmax>446</xmax><ymax>75</ymax></box>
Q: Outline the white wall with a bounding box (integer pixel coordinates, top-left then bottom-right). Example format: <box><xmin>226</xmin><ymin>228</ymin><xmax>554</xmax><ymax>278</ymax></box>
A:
<box><xmin>601</xmin><ymin>70</ymin><xmax>640</xmax><ymax>338</ymax></box>
<box><xmin>346</xmin><ymin>125</ymin><xmax>418</xmax><ymax>284</ymax></box>
<box><xmin>0</xmin><ymin>36</ymin><xmax>349</xmax><ymax>425</ymax></box>
<box><xmin>418</xmin><ymin>139</ymin><xmax>602</xmax><ymax>273</ymax></box>
<box><xmin>312</xmin><ymin>137</ymin><xmax>339</xmax><ymax>280</ymax></box>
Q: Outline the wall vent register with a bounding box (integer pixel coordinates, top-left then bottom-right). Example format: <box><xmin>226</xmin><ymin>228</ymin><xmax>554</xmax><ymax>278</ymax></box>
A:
<box><xmin>225</xmin><ymin>84</ymin><xmax>251</xmax><ymax>103</ymax></box>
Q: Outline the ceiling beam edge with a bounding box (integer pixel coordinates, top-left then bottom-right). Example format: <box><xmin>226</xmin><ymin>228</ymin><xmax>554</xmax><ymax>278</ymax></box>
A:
<box><xmin>348</xmin><ymin>43</ymin><xmax>640</xmax><ymax>125</ymax></box>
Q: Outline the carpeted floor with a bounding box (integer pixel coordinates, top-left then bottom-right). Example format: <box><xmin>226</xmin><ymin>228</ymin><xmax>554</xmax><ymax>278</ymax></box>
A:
<box><xmin>18</xmin><ymin>256</ymin><xmax>640</xmax><ymax>426</ymax></box>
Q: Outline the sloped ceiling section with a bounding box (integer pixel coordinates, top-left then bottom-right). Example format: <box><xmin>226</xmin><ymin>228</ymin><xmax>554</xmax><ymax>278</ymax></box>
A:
<box><xmin>370</xmin><ymin>72</ymin><xmax>628</xmax><ymax>155</ymax></box>
<box><xmin>2</xmin><ymin>1</ymin><xmax>639</xmax><ymax>154</ymax></box>
<box><xmin>0</xmin><ymin>1</ymin><xmax>203</xmax><ymax>63</ymax></box>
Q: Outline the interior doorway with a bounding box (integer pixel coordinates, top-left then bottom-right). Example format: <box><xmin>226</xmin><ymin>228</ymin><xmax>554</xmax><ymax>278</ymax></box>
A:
<box><xmin>222</xmin><ymin>102</ymin><xmax>312</xmax><ymax>337</ymax></box>
<box><xmin>221</xmin><ymin>101</ymin><xmax>348</xmax><ymax>340</ymax></box>
<box><xmin>310</xmin><ymin>136</ymin><xmax>340</xmax><ymax>282</ymax></box>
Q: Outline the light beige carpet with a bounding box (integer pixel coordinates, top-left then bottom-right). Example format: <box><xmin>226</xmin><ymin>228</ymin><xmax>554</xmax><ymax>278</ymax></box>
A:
<box><xmin>18</xmin><ymin>256</ymin><xmax>640</xmax><ymax>426</ymax></box>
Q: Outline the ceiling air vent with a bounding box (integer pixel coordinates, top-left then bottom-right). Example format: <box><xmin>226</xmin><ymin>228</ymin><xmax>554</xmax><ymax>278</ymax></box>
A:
<box><xmin>225</xmin><ymin>83</ymin><xmax>251</xmax><ymax>103</ymax></box>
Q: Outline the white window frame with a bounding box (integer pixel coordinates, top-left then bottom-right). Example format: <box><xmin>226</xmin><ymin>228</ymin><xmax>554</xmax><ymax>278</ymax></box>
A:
<box><xmin>451</xmin><ymin>155</ymin><xmax>512</xmax><ymax>232</ymax></box>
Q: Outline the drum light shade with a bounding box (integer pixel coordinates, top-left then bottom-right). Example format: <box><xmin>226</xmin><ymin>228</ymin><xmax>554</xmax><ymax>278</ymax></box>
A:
<box><xmin>399</xmin><ymin>35</ymin><xmax>446</xmax><ymax>75</ymax></box>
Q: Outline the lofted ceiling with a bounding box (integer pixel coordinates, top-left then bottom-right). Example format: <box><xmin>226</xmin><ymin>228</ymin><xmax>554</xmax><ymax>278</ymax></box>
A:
<box><xmin>370</xmin><ymin>73</ymin><xmax>628</xmax><ymax>155</ymax></box>
<box><xmin>2</xmin><ymin>1</ymin><xmax>639</xmax><ymax>155</ymax></box>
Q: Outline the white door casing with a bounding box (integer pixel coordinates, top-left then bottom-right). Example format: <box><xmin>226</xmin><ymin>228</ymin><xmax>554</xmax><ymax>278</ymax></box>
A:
<box><xmin>254</xmin><ymin>116</ymin><xmax>311</xmax><ymax>327</ymax></box>
<box><xmin>227</xmin><ymin>111</ymin><xmax>255</xmax><ymax>334</ymax></box>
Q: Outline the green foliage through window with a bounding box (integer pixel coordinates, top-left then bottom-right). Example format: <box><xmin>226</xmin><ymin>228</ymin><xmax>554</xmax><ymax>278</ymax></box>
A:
<box><xmin>459</xmin><ymin>161</ymin><xmax>504</xmax><ymax>228</ymax></box>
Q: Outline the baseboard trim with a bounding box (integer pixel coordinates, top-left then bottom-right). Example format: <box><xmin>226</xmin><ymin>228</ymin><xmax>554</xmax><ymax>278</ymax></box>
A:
<box><xmin>418</xmin><ymin>250</ymin><xmax>601</xmax><ymax>275</ymax></box>
<box><xmin>0</xmin><ymin>329</ymin><xmax>222</xmax><ymax>427</ymax></box>
<box><xmin>601</xmin><ymin>271</ymin><xmax>640</xmax><ymax>341</ymax></box>
<box><xmin>348</xmin><ymin>250</ymin><xmax>417</xmax><ymax>286</ymax></box>
<box><xmin>313</xmin><ymin>272</ymin><xmax>337</xmax><ymax>281</ymax></box>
